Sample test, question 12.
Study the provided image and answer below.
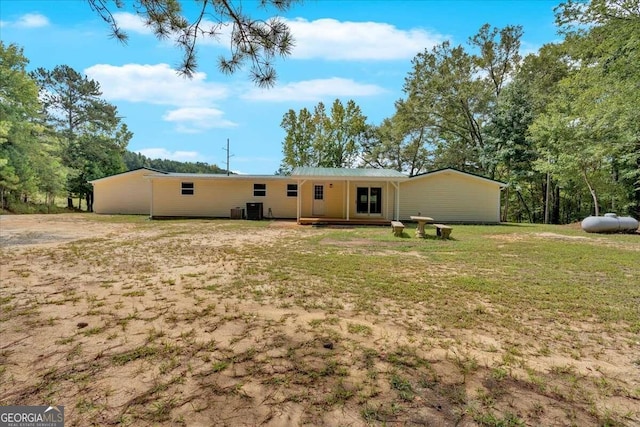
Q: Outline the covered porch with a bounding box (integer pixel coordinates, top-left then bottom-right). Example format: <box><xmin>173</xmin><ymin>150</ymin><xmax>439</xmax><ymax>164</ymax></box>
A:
<box><xmin>291</xmin><ymin>167</ymin><xmax>408</xmax><ymax>225</ymax></box>
<box><xmin>298</xmin><ymin>217</ymin><xmax>392</xmax><ymax>226</ymax></box>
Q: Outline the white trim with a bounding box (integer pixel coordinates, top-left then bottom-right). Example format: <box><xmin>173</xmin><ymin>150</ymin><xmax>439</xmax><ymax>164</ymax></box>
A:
<box><xmin>385</xmin><ymin>181</ymin><xmax>389</xmax><ymax>220</ymax></box>
<box><xmin>89</xmin><ymin>167</ymin><xmax>165</xmax><ymax>184</ymax></box>
<box><xmin>346</xmin><ymin>183</ymin><xmax>350</xmax><ymax>220</ymax></box>
<box><xmin>296</xmin><ymin>179</ymin><xmax>306</xmax><ymax>223</ymax></box>
<box><xmin>149</xmin><ymin>178</ymin><xmax>154</xmax><ymax>219</ymax></box>
<box><xmin>292</xmin><ymin>175</ymin><xmax>408</xmax><ymax>182</ymax></box>
<box><xmin>391</xmin><ymin>181</ymin><xmax>400</xmax><ymax>221</ymax></box>
<box><xmin>145</xmin><ymin>174</ymin><xmax>293</xmax><ymax>181</ymax></box>
<box><xmin>410</xmin><ymin>168</ymin><xmax>506</xmax><ymax>188</ymax></box>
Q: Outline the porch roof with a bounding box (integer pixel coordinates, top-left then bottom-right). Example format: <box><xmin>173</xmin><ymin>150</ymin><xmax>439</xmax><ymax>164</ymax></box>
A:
<box><xmin>292</xmin><ymin>167</ymin><xmax>407</xmax><ymax>180</ymax></box>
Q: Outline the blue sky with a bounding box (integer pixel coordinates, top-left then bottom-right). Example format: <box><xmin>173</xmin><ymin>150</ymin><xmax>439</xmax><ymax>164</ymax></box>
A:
<box><xmin>1</xmin><ymin>0</ymin><xmax>561</xmax><ymax>174</ymax></box>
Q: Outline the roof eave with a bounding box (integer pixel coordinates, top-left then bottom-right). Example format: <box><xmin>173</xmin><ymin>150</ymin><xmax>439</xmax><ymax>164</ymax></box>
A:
<box><xmin>88</xmin><ymin>167</ymin><xmax>168</xmax><ymax>184</ymax></box>
<box><xmin>144</xmin><ymin>174</ymin><xmax>292</xmax><ymax>180</ymax></box>
<box><xmin>410</xmin><ymin>168</ymin><xmax>507</xmax><ymax>187</ymax></box>
<box><xmin>293</xmin><ymin>175</ymin><xmax>408</xmax><ymax>181</ymax></box>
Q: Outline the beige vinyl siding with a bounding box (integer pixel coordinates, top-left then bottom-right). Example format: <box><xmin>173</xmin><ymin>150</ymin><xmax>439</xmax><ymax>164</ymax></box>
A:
<box><xmin>92</xmin><ymin>169</ymin><xmax>154</xmax><ymax>214</ymax></box>
<box><xmin>298</xmin><ymin>180</ymin><xmax>398</xmax><ymax>219</ymax></box>
<box><xmin>151</xmin><ymin>178</ymin><xmax>297</xmax><ymax>218</ymax></box>
<box><xmin>400</xmin><ymin>171</ymin><xmax>501</xmax><ymax>223</ymax></box>
<box><xmin>298</xmin><ymin>181</ymin><xmax>346</xmax><ymax>218</ymax></box>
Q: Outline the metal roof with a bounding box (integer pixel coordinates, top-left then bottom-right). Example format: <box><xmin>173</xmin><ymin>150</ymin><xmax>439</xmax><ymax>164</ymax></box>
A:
<box><xmin>88</xmin><ymin>167</ymin><xmax>168</xmax><ymax>183</ymax></box>
<box><xmin>292</xmin><ymin>167</ymin><xmax>407</xmax><ymax>179</ymax></box>
<box><xmin>165</xmin><ymin>172</ymin><xmax>233</xmax><ymax>178</ymax></box>
<box><xmin>147</xmin><ymin>172</ymin><xmax>291</xmax><ymax>180</ymax></box>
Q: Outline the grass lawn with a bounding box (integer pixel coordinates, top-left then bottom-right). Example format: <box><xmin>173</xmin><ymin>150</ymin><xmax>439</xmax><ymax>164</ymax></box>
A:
<box><xmin>1</xmin><ymin>214</ymin><xmax>638</xmax><ymax>426</ymax></box>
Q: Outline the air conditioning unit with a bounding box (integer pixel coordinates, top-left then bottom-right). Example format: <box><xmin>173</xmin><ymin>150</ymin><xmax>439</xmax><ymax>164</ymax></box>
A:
<box><xmin>246</xmin><ymin>202</ymin><xmax>263</xmax><ymax>220</ymax></box>
<box><xmin>230</xmin><ymin>207</ymin><xmax>244</xmax><ymax>219</ymax></box>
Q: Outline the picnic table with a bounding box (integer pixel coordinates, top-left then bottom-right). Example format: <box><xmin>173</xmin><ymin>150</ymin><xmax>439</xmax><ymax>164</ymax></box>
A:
<box><xmin>410</xmin><ymin>215</ymin><xmax>434</xmax><ymax>238</ymax></box>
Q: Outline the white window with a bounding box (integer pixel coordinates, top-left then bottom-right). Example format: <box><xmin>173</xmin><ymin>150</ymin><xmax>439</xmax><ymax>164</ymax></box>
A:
<box><xmin>254</xmin><ymin>183</ymin><xmax>266</xmax><ymax>197</ymax></box>
<box><xmin>181</xmin><ymin>182</ymin><xmax>194</xmax><ymax>195</ymax></box>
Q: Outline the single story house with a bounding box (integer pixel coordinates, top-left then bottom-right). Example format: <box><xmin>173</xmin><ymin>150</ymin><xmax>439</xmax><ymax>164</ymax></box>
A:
<box><xmin>89</xmin><ymin>167</ymin><xmax>506</xmax><ymax>224</ymax></box>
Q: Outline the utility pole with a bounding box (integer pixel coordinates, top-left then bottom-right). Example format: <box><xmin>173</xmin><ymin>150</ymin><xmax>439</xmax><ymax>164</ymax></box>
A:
<box><xmin>223</xmin><ymin>138</ymin><xmax>233</xmax><ymax>176</ymax></box>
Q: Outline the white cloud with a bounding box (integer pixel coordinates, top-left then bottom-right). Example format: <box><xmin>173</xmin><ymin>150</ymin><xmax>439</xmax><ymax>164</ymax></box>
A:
<box><xmin>18</xmin><ymin>13</ymin><xmax>49</xmax><ymax>28</ymax></box>
<box><xmin>286</xmin><ymin>18</ymin><xmax>446</xmax><ymax>60</ymax></box>
<box><xmin>84</xmin><ymin>63</ymin><xmax>228</xmax><ymax>107</ymax></box>
<box><xmin>3</xmin><ymin>13</ymin><xmax>50</xmax><ymax>28</ymax></box>
<box><xmin>162</xmin><ymin>107</ymin><xmax>237</xmax><ymax>133</ymax></box>
<box><xmin>520</xmin><ymin>40</ymin><xmax>552</xmax><ymax>58</ymax></box>
<box><xmin>243</xmin><ymin>77</ymin><xmax>386</xmax><ymax>102</ymax></box>
<box><xmin>136</xmin><ymin>148</ymin><xmax>200</xmax><ymax>161</ymax></box>
<box><xmin>107</xmin><ymin>14</ymin><xmax>445</xmax><ymax>61</ymax></box>
<box><xmin>113</xmin><ymin>12</ymin><xmax>228</xmax><ymax>44</ymax></box>
<box><xmin>113</xmin><ymin>12</ymin><xmax>152</xmax><ymax>35</ymax></box>
<box><xmin>84</xmin><ymin>63</ymin><xmax>234</xmax><ymax>132</ymax></box>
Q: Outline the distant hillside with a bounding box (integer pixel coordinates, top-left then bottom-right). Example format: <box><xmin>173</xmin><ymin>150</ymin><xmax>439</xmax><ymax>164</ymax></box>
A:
<box><xmin>124</xmin><ymin>151</ymin><xmax>229</xmax><ymax>174</ymax></box>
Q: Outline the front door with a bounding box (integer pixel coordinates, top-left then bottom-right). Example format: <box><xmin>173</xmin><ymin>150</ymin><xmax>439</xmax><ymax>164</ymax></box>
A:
<box><xmin>312</xmin><ymin>184</ymin><xmax>325</xmax><ymax>216</ymax></box>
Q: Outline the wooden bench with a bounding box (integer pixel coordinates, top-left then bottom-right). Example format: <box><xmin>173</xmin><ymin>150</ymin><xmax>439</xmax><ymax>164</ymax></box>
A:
<box><xmin>391</xmin><ymin>221</ymin><xmax>405</xmax><ymax>237</ymax></box>
<box><xmin>433</xmin><ymin>224</ymin><xmax>453</xmax><ymax>239</ymax></box>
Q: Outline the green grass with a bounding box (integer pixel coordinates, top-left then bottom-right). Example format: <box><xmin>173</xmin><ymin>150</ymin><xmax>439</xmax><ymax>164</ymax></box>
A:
<box><xmin>111</xmin><ymin>346</ymin><xmax>159</xmax><ymax>366</ymax></box>
<box><xmin>2</xmin><ymin>218</ymin><xmax>638</xmax><ymax>426</ymax></box>
<box><xmin>257</xmin><ymin>224</ymin><xmax>639</xmax><ymax>328</ymax></box>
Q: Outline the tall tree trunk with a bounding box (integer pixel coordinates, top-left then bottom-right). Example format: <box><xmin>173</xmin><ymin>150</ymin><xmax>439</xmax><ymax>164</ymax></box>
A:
<box><xmin>516</xmin><ymin>190</ymin><xmax>533</xmax><ymax>223</ymax></box>
<box><xmin>544</xmin><ymin>169</ymin><xmax>551</xmax><ymax>224</ymax></box>
<box><xmin>86</xmin><ymin>192</ymin><xmax>93</xmax><ymax>213</ymax></box>
<box><xmin>552</xmin><ymin>185</ymin><xmax>560</xmax><ymax>224</ymax></box>
<box><xmin>67</xmin><ymin>194</ymin><xmax>73</xmax><ymax>209</ymax></box>
<box><xmin>582</xmin><ymin>168</ymin><xmax>599</xmax><ymax>216</ymax></box>
<box><xmin>501</xmin><ymin>186</ymin><xmax>510</xmax><ymax>222</ymax></box>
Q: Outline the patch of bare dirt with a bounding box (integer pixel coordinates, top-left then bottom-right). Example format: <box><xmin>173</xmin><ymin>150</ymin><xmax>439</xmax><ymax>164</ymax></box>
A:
<box><xmin>1</xmin><ymin>214</ymin><xmax>638</xmax><ymax>426</ymax></box>
<box><xmin>535</xmin><ymin>232</ymin><xmax>590</xmax><ymax>240</ymax></box>
<box><xmin>0</xmin><ymin>214</ymin><xmax>132</xmax><ymax>246</ymax></box>
<box><xmin>488</xmin><ymin>229</ymin><xmax>640</xmax><ymax>252</ymax></box>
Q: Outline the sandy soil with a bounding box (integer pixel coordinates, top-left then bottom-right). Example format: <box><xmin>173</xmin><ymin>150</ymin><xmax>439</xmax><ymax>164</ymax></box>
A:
<box><xmin>1</xmin><ymin>214</ymin><xmax>638</xmax><ymax>426</ymax></box>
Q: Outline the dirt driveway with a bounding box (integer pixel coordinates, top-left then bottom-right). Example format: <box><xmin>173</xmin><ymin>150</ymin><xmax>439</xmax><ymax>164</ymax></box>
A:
<box><xmin>1</xmin><ymin>214</ymin><xmax>123</xmax><ymax>246</ymax></box>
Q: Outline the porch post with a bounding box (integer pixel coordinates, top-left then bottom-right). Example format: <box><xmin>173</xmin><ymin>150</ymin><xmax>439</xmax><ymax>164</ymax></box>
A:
<box><xmin>296</xmin><ymin>179</ymin><xmax>301</xmax><ymax>223</ymax></box>
<box><xmin>386</xmin><ymin>181</ymin><xmax>389</xmax><ymax>220</ymax></box>
<box><xmin>297</xmin><ymin>179</ymin><xmax>306</xmax><ymax>223</ymax></box>
<box><xmin>149</xmin><ymin>178</ymin><xmax>154</xmax><ymax>219</ymax></box>
<box><xmin>395</xmin><ymin>180</ymin><xmax>400</xmax><ymax>221</ymax></box>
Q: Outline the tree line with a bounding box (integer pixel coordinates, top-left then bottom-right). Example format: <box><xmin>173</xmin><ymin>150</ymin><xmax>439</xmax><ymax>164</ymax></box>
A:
<box><xmin>123</xmin><ymin>151</ymin><xmax>226</xmax><ymax>174</ymax></box>
<box><xmin>279</xmin><ymin>0</ymin><xmax>640</xmax><ymax>223</ymax></box>
<box><xmin>2</xmin><ymin>0</ymin><xmax>638</xmax><ymax>222</ymax></box>
<box><xmin>0</xmin><ymin>44</ymin><xmax>225</xmax><ymax>212</ymax></box>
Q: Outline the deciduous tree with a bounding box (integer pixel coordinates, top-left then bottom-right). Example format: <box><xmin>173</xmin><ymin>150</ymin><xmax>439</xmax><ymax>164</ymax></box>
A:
<box><xmin>528</xmin><ymin>0</ymin><xmax>640</xmax><ymax>219</ymax></box>
<box><xmin>280</xmin><ymin>99</ymin><xmax>367</xmax><ymax>172</ymax></box>
<box><xmin>360</xmin><ymin>99</ymin><xmax>432</xmax><ymax>176</ymax></box>
<box><xmin>397</xmin><ymin>24</ymin><xmax>523</xmax><ymax>177</ymax></box>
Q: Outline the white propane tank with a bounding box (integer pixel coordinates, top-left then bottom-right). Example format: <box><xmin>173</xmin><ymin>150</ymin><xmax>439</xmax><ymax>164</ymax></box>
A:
<box><xmin>581</xmin><ymin>213</ymin><xmax>639</xmax><ymax>233</ymax></box>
